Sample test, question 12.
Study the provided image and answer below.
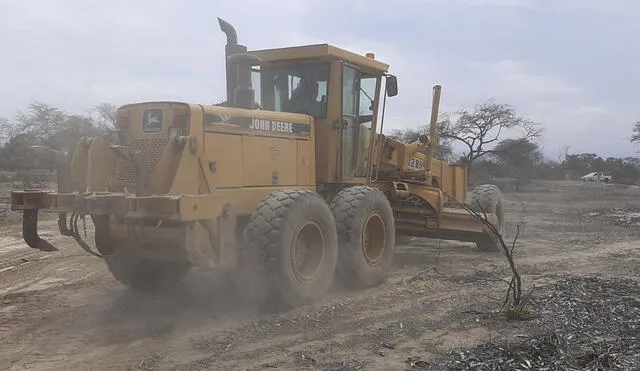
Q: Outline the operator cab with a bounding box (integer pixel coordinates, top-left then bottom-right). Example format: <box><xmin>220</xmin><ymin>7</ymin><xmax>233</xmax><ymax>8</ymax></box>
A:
<box><xmin>248</xmin><ymin>44</ymin><xmax>398</xmax><ymax>184</ymax></box>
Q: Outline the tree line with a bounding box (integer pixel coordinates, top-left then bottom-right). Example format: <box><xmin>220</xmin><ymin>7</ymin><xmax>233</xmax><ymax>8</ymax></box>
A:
<box><xmin>0</xmin><ymin>102</ymin><xmax>116</xmax><ymax>170</ymax></box>
<box><xmin>388</xmin><ymin>99</ymin><xmax>640</xmax><ymax>186</ymax></box>
<box><xmin>1</xmin><ymin>100</ymin><xmax>639</xmax><ymax>186</ymax></box>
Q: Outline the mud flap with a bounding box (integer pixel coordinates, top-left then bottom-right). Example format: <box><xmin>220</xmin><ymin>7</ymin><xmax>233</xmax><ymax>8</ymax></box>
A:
<box><xmin>181</xmin><ymin>221</ymin><xmax>218</xmax><ymax>268</ymax></box>
<box><xmin>181</xmin><ymin>203</ymin><xmax>238</xmax><ymax>271</ymax></box>
<box><xmin>22</xmin><ymin>210</ymin><xmax>57</xmax><ymax>252</ymax></box>
<box><xmin>217</xmin><ymin>203</ymin><xmax>238</xmax><ymax>271</ymax></box>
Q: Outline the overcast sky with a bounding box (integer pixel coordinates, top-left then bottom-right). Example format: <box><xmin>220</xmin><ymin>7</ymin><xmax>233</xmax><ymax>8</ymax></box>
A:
<box><xmin>1</xmin><ymin>0</ymin><xmax>639</xmax><ymax>159</ymax></box>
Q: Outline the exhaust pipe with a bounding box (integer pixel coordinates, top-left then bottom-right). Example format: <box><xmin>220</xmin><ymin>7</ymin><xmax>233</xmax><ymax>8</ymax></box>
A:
<box><xmin>217</xmin><ymin>17</ymin><xmax>261</xmax><ymax>109</ymax></box>
<box><xmin>218</xmin><ymin>17</ymin><xmax>242</xmax><ymax>107</ymax></box>
<box><xmin>217</xmin><ymin>17</ymin><xmax>238</xmax><ymax>46</ymax></box>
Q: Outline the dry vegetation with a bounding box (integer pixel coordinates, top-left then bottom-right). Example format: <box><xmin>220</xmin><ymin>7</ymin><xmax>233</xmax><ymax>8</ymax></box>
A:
<box><xmin>0</xmin><ymin>179</ymin><xmax>639</xmax><ymax>370</ymax></box>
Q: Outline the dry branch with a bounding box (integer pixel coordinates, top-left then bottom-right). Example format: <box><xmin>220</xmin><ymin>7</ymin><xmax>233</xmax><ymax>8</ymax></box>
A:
<box><xmin>453</xmin><ymin>198</ymin><xmax>527</xmax><ymax>313</ymax></box>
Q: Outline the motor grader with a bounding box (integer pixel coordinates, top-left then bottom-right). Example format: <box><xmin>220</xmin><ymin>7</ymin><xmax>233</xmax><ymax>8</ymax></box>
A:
<box><xmin>10</xmin><ymin>18</ymin><xmax>504</xmax><ymax>308</ymax></box>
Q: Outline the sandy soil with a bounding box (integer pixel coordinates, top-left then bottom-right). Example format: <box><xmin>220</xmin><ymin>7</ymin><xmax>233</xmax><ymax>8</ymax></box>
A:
<box><xmin>0</xmin><ymin>180</ymin><xmax>639</xmax><ymax>370</ymax></box>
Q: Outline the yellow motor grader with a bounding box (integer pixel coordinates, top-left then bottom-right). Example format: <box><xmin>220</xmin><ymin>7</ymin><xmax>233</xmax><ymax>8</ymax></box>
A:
<box><xmin>10</xmin><ymin>18</ymin><xmax>504</xmax><ymax>307</ymax></box>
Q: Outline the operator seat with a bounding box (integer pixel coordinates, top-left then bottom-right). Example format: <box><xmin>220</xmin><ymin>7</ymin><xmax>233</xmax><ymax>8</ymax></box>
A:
<box><xmin>289</xmin><ymin>79</ymin><xmax>324</xmax><ymax>117</ymax></box>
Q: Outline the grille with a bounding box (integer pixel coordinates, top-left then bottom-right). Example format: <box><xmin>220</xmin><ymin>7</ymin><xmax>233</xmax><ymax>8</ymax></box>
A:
<box><xmin>116</xmin><ymin>138</ymin><xmax>168</xmax><ymax>185</ymax></box>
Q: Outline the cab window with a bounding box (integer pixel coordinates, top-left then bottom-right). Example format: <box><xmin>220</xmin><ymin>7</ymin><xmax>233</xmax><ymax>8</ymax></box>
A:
<box><xmin>260</xmin><ymin>62</ymin><xmax>330</xmax><ymax>119</ymax></box>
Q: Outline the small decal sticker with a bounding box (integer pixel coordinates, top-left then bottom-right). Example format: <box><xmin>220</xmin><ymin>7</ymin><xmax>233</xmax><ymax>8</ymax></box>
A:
<box><xmin>142</xmin><ymin>109</ymin><xmax>163</xmax><ymax>133</ymax></box>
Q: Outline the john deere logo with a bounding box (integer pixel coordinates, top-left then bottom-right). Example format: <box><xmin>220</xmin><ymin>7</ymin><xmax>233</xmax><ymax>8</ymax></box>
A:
<box><xmin>142</xmin><ymin>109</ymin><xmax>163</xmax><ymax>133</ymax></box>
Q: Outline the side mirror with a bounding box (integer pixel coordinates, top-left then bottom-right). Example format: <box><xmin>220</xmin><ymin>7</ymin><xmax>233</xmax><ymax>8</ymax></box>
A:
<box><xmin>386</xmin><ymin>75</ymin><xmax>398</xmax><ymax>97</ymax></box>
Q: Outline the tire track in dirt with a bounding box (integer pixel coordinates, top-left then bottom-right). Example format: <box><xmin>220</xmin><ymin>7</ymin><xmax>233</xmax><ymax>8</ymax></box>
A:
<box><xmin>152</xmin><ymin>238</ymin><xmax>639</xmax><ymax>370</ymax></box>
<box><xmin>175</xmin><ymin>284</ymin><xmax>502</xmax><ymax>370</ymax></box>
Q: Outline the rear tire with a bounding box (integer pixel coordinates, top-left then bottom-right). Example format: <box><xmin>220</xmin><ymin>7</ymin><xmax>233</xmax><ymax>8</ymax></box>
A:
<box><xmin>104</xmin><ymin>253</ymin><xmax>191</xmax><ymax>291</ymax></box>
<box><xmin>469</xmin><ymin>184</ymin><xmax>505</xmax><ymax>252</ymax></box>
<box><xmin>239</xmin><ymin>189</ymin><xmax>338</xmax><ymax>309</ymax></box>
<box><xmin>329</xmin><ymin>186</ymin><xmax>395</xmax><ymax>288</ymax></box>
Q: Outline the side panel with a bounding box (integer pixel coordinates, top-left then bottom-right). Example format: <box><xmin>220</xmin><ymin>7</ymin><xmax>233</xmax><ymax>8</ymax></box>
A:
<box><xmin>202</xmin><ymin>105</ymin><xmax>316</xmax><ymax>190</ymax></box>
<box><xmin>204</xmin><ymin>133</ymin><xmax>243</xmax><ymax>188</ymax></box>
<box><xmin>297</xmin><ymin>139</ymin><xmax>314</xmax><ymax>185</ymax></box>
<box><xmin>242</xmin><ymin>136</ymin><xmax>298</xmax><ymax>187</ymax></box>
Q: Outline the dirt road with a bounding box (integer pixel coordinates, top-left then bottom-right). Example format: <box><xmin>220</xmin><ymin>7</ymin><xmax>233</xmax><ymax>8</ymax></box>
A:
<box><xmin>1</xmin><ymin>180</ymin><xmax>639</xmax><ymax>370</ymax></box>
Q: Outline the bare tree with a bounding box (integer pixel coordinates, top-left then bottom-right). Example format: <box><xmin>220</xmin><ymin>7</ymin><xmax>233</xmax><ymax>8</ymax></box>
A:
<box><xmin>0</xmin><ymin>117</ymin><xmax>16</xmax><ymax>144</ymax></box>
<box><xmin>557</xmin><ymin>144</ymin><xmax>570</xmax><ymax>163</ymax></box>
<box><xmin>440</xmin><ymin>99</ymin><xmax>543</xmax><ymax>171</ymax></box>
<box><xmin>0</xmin><ymin>102</ymin><xmax>111</xmax><ymax>170</ymax></box>
<box><xmin>631</xmin><ymin>121</ymin><xmax>640</xmax><ymax>143</ymax></box>
<box><xmin>15</xmin><ymin>102</ymin><xmax>67</xmax><ymax>142</ymax></box>
<box><xmin>91</xmin><ymin>103</ymin><xmax>117</xmax><ymax>129</ymax></box>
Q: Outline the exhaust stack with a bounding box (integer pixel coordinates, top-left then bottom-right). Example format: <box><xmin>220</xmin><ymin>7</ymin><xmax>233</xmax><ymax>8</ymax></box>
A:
<box><xmin>217</xmin><ymin>17</ymin><xmax>261</xmax><ymax>109</ymax></box>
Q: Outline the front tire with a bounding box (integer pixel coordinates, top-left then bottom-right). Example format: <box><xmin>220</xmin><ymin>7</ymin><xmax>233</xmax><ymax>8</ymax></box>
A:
<box><xmin>239</xmin><ymin>189</ymin><xmax>339</xmax><ymax>308</ymax></box>
<box><xmin>329</xmin><ymin>186</ymin><xmax>395</xmax><ymax>288</ymax></box>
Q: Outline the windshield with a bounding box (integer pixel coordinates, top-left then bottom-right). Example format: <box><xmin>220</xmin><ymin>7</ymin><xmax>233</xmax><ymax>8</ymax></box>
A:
<box><xmin>260</xmin><ymin>62</ymin><xmax>330</xmax><ymax>119</ymax></box>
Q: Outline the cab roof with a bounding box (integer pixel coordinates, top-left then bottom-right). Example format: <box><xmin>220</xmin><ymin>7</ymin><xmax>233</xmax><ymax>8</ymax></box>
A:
<box><xmin>249</xmin><ymin>43</ymin><xmax>390</xmax><ymax>74</ymax></box>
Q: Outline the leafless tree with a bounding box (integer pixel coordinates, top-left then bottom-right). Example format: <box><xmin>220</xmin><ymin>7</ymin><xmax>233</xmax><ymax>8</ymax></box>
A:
<box><xmin>631</xmin><ymin>121</ymin><xmax>640</xmax><ymax>143</ymax></box>
<box><xmin>557</xmin><ymin>144</ymin><xmax>571</xmax><ymax>163</ymax></box>
<box><xmin>91</xmin><ymin>103</ymin><xmax>117</xmax><ymax>129</ymax></box>
<box><xmin>440</xmin><ymin>99</ymin><xmax>543</xmax><ymax>171</ymax></box>
<box><xmin>0</xmin><ymin>102</ymin><xmax>112</xmax><ymax>170</ymax></box>
<box><xmin>0</xmin><ymin>117</ymin><xmax>15</xmax><ymax>144</ymax></box>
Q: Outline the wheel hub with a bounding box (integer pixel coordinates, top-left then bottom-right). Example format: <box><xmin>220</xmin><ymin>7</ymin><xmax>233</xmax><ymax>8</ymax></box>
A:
<box><xmin>290</xmin><ymin>219</ymin><xmax>326</xmax><ymax>283</ymax></box>
<box><xmin>362</xmin><ymin>212</ymin><xmax>386</xmax><ymax>265</ymax></box>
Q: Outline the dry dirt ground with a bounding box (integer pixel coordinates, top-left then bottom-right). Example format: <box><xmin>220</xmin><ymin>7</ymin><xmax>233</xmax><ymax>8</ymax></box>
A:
<box><xmin>0</xmin><ymin>180</ymin><xmax>639</xmax><ymax>370</ymax></box>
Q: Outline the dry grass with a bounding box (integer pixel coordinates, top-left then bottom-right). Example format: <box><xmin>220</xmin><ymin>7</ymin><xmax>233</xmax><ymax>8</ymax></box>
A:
<box><xmin>420</xmin><ymin>276</ymin><xmax>640</xmax><ymax>370</ymax></box>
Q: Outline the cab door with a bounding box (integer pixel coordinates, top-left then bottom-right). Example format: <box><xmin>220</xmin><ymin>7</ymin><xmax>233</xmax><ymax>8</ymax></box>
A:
<box><xmin>340</xmin><ymin>64</ymin><xmax>378</xmax><ymax>181</ymax></box>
